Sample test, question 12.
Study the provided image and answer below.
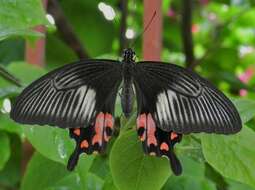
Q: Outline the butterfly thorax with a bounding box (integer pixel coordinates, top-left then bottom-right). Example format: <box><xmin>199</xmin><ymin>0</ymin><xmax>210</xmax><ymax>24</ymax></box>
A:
<box><xmin>121</xmin><ymin>48</ymin><xmax>136</xmax><ymax>118</ymax></box>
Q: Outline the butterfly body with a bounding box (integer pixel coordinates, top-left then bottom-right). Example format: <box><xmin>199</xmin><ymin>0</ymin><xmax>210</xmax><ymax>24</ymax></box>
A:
<box><xmin>121</xmin><ymin>48</ymin><xmax>136</xmax><ymax>117</ymax></box>
<box><xmin>10</xmin><ymin>48</ymin><xmax>242</xmax><ymax>176</ymax></box>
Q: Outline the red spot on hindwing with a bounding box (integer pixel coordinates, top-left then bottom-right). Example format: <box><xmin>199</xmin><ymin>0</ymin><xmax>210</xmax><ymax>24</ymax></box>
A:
<box><xmin>92</xmin><ymin>112</ymin><xmax>104</xmax><ymax>146</ymax></box>
<box><xmin>80</xmin><ymin>140</ymin><xmax>89</xmax><ymax>148</ymax></box>
<box><xmin>92</xmin><ymin>112</ymin><xmax>114</xmax><ymax>145</ymax></box>
<box><xmin>105</xmin><ymin>113</ymin><xmax>114</xmax><ymax>128</ymax></box>
<box><xmin>73</xmin><ymin>129</ymin><xmax>80</xmax><ymax>136</ymax></box>
<box><xmin>160</xmin><ymin>142</ymin><xmax>169</xmax><ymax>151</ymax></box>
<box><xmin>147</xmin><ymin>113</ymin><xmax>157</xmax><ymax>146</ymax></box>
<box><xmin>137</xmin><ymin>114</ymin><xmax>146</xmax><ymax>141</ymax></box>
<box><xmin>170</xmin><ymin>132</ymin><xmax>178</xmax><ymax>140</ymax></box>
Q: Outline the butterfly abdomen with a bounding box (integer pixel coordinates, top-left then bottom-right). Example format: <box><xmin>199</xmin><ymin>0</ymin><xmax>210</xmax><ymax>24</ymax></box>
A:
<box><xmin>121</xmin><ymin>77</ymin><xmax>135</xmax><ymax>118</ymax></box>
<box><xmin>121</xmin><ymin>67</ymin><xmax>135</xmax><ymax>117</ymax></box>
<box><xmin>121</xmin><ymin>60</ymin><xmax>135</xmax><ymax>118</ymax></box>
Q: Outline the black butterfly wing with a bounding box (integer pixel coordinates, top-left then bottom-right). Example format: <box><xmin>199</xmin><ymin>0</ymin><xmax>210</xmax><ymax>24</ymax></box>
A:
<box><xmin>10</xmin><ymin>59</ymin><xmax>122</xmax><ymax>128</ymax></box>
<box><xmin>133</xmin><ymin>61</ymin><xmax>242</xmax><ymax>134</ymax></box>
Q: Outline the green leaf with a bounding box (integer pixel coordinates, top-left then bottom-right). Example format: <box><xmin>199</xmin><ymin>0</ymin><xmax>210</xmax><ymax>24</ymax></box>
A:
<box><xmin>0</xmin><ymin>62</ymin><xmax>46</xmax><ymax>88</ymax></box>
<box><xmin>23</xmin><ymin>124</ymin><xmax>96</xmax><ymax>179</ymax></box>
<box><xmin>110</xmin><ymin>130</ymin><xmax>170</xmax><ymax>190</ymax></box>
<box><xmin>201</xmin><ymin>127</ymin><xmax>255</xmax><ymax>188</ymax></box>
<box><xmin>45</xmin><ymin>173</ymin><xmax>83</xmax><ymax>190</ymax></box>
<box><xmin>162</xmin><ymin>156</ymin><xmax>216</xmax><ymax>190</ymax></box>
<box><xmin>0</xmin><ymin>0</ymin><xmax>49</xmax><ymax>41</ymax></box>
<box><xmin>23</xmin><ymin>126</ymin><xmax>74</xmax><ymax>164</ymax></box>
<box><xmin>232</xmin><ymin>99</ymin><xmax>255</xmax><ymax>124</ymax></box>
<box><xmin>6</xmin><ymin>61</ymin><xmax>46</xmax><ymax>85</ymax></box>
<box><xmin>0</xmin><ymin>132</ymin><xmax>10</xmax><ymax>170</ymax></box>
<box><xmin>0</xmin><ymin>134</ymin><xmax>22</xmax><ymax>188</ymax></box>
<box><xmin>89</xmin><ymin>156</ymin><xmax>110</xmax><ymax>179</ymax></box>
<box><xmin>85</xmin><ymin>173</ymin><xmax>104</xmax><ymax>190</ymax></box>
<box><xmin>227</xmin><ymin>179</ymin><xmax>255</xmax><ymax>190</ymax></box>
<box><xmin>102</xmin><ymin>174</ymin><xmax>118</xmax><ymax>190</ymax></box>
<box><xmin>21</xmin><ymin>152</ymin><xmax>70</xmax><ymax>190</ymax></box>
<box><xmin>162</xmin><ymin>175</ymin><xmax>217</xmax><ymax>190</ymax></box>
<box><xmin>0</xmin><ymin>114</ymin><xmax>23</xmax><ymax>135</ymax></box>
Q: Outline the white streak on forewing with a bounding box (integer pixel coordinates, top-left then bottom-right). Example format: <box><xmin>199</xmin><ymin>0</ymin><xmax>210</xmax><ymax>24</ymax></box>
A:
<box><xmin>167</xmin><ymin>90</ymin><xmax>178</xmax><ymax>123</ymax></box>
<box><xmin>156</xmin><ymin>102</ymin><xmax>163</xmax><ymax>125</ymax></box>
<box><xmin>87</xmin><ymin>94</ymin><xmax>96</xmax><ymax>120</ymax></box>
<box><xmin>162</xmin><ymin>92</ymin><xmax>171</xmax><ymax>123</ymax></box>
<box><xmin>156</xmin><ymin>92</ymin><xmax>169</xmax><ymax>124</ymax></box>
<box><xmin>73</xmin><ymin>86</ymin><xmax>87</xmax><ymax>117</ymax></box>
<box><xmin>83</xmin><ymin>88</ymin><xmax>96</xmax><ymax>119</ymax></box>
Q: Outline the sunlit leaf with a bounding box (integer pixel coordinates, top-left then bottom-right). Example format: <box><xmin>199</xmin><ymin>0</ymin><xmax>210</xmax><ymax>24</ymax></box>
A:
<box><xmin>201</xmin><ymin>127</ymin><xmax>255</xmax><ymax>188</ymax></box>
<box><xmin>0</xmin><ymin>132</ymin><xmax>10</xmax><ymax>170</ymax></box>
<box><xmin>0</xmin><ymin>0</ymin><xmax>49</xmax><ymax>40</ymax></box>
<box><xmin>110</xmin><ymin>130</ymin><xmax>170</xmax><ymax>190</ymax></box>
<box><xmin>21</xmin><ymin>152</ymin><xmax>70</xmax><ymax>190</ymax></box>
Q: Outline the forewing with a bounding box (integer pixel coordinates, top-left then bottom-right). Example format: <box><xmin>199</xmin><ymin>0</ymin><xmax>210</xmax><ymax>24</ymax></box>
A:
<box><xmin>10</xmin><ymin>59</ymin><xmax>122</xmax><ymax>128</ymax></box>
<box><xmin>133</xmin><ymin>61</ymin><xmax>242</xmax><ymax>134</ymax></box>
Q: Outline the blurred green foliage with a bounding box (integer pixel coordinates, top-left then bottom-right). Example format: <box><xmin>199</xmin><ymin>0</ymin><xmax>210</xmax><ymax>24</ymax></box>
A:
<box><xmin>1</xmin><ymin>0</ymin><xmax>255</xmax><ymax>190</ymax></box>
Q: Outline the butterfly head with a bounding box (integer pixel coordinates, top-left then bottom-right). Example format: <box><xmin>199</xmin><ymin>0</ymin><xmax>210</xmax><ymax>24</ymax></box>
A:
<box><xmin>123</xmin><ymin>48</ymin><xmax>136</xmax><ymax>62</ymax></box>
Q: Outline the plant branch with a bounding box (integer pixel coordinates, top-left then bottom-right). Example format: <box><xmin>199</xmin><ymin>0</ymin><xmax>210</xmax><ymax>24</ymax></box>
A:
<box><xmin>47</xmin><ymin>0</ymin><xmax>89</xmax><ymax>59</ymax></box>
<box><xmin>119</xmin><ymin>0</ymin><xmax>128</xmax><ymax>55</ymax></box>
<box><xmin>0</xmin><ymin>66</ymin><xmax>22</xmax><ymax>87</ymax></box>
<box><xmin>181</xmin><ymin>0</ymin><xmax>195</xmax><ymax>68</ymax></box>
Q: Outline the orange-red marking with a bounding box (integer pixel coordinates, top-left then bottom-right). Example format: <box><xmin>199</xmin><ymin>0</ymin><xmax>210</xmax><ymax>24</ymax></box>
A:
<box><xmin>92</xmin><ymin>112</ymin><xmax>104</xmax><ymax>145</ymax></box>
<box><xmin>73</xmin><ymin>129</ymin><xmax>80</xmax><ymax>136</ymax></box>
<box><xmin>93</xmin><ymin>112</ymin><xmax>114</xmax><ymax>145</ymax></box>
<box><xmin>137</xmin><ymin>114</ymin><xmax>147</xmax><ymax>141</ymax></box>
<box><xmin>137</xmin><ymin>113</ymin><xmax>146</xmax><ymax>129</ymax></box>
<box><xmin>147</xmin><ymin>113</ymin><xmax>157</xmax><ymax>146</ymax></box>
<box><xmin>170</xmin><ymin>132</ymin><xmax>178</xmax><ymax>140</ymax></box>
<box><xmin>80</xmin><ymin>140</ymin><xmax>89</xmax><ymax>148</ymax></box>
<box><xmin>160</xmin><ymin>142</ymin><xmax>169</xmax><ymax>151</ymax></box>
<box><xmin>104</xmin><ymin>113</ymin><xmax>114</xmax><ymax>129</ymax></box>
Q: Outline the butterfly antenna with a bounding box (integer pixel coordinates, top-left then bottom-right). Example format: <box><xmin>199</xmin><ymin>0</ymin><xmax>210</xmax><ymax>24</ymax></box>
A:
<box><xmin>131</xmin><ymin>11</ymin><xmax>157</xmax><ymax>48</ymax></box>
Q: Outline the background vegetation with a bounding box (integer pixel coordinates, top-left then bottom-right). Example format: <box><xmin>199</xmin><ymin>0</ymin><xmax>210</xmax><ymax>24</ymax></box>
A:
<box><xmin>1</xmin><ymin>0</ymin><xmax>255</xmax><ymax>190</ymax></box>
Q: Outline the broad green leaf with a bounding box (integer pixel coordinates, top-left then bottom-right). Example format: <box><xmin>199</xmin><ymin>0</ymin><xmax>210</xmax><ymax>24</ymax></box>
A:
<box><xmin>85</xmin><ymin>173</ymin><xmax>104</xmax><ymax>190</ymax></box>
<box><xmin>201</xmin><ymin>127</ymin><xmax>255</xmax><ymax>188</ymax></box>
<box><xmin>162</xmin><ymin>175</ymin><xmax>217</xmax><ymax>190</ymax></box>
<box><xmin>0</xmin><ymin>134</ymin><xmax>22</xmax><ymax>188</ymax></box>
<box><xmin>23</xmin><ymin>124</ymin><xmax>95</xmax><ymax>180</ymax></box>
<box><xmin>0</xmin><ymin>39</ymin><xmax>24</xmax><ymax>65</ymax></box>
<box><xmin>227</xmin><ymin>179</ymin><xmax>255</xmax><ymax>190</ymax></box>
<box><xmin>161</xmin><ymin>156</ymin><xmax>215</xmax><ymax>190</ymax></box>
<box><xmin>232</xmin><ymin>99</ymin><xmax>255</xmax><ymax>124</ymax></box>
<box><xmin>103</xmin><ymin>174</ymin><xmax>118</xmax><ymax>190</ymax></box>
<box><xmin>23</xmin><ymin>126</ymin><xmax>73</xmax><ymax>164</ymax></box>
<box><xmin>21</xmin><ymin>152</ymin><xmax>70</xmax><ymax>190</ymax></box>
<box><xmin>178</xmin><ymin>156</ymin><xmax>205</xmax><ymax>178</ymax></box>
<box><xmin>0</xmin><ymin>132</ymin><xmax>10</xmax><ymax>170</ymax></box>
<box><xmin>6</xmin><ymin>61</ymin><xmax>46</xmax><ymax>85</ymax></box>
<box><xmin>0</xmin><ymin>86</ymin><xmax>20</xmax><ymax>99</ymax></box>
<box><xmin>0</xmin><ymin>114</ymin><xmax>23</xmax><ymax>135</ymax></box>
<box><xmin>0</xmin><ymin>61</ymin><xmax>46</xmax><ymax>88</ymax></box>
<box><xmin>89</xmin><ymin>156</ymin><xmax>110</xmax><ymax>179</ymax></box>
<box><xmin>110</xmin><ymin>130</ymin><xmax>170</xmax><ymax>190</ymax></box>
<box><xmin>45</xmin><ymin>173</ymin><xmax>83</xmax><ymax>190</ymax></box>
<box><xmin>0</xmin><ymin>0</ymin><xmax>49</xmax><ymax>40</ymax></box>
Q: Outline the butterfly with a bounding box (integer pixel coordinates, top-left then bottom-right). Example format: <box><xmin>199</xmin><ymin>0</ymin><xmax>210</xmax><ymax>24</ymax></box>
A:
<box><xmin>10</xmin><ymin>48</ymin><xmax>242</xmax><ymax>176</ymax></box>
